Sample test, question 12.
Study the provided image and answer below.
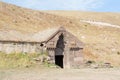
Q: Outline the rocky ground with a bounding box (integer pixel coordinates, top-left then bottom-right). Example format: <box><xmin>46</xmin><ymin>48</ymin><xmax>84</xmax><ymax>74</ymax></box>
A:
<box><xmin>0</xmin><ymin>67</ymin><xmax>120</xmax><ymax>80</ymax></box>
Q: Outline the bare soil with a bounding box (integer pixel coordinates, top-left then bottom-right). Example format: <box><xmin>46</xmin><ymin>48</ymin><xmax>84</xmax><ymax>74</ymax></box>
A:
<box><xmin>0</xmin><ymin>68</ymin><xmax>120</xmax><ymax>80</ymax></box>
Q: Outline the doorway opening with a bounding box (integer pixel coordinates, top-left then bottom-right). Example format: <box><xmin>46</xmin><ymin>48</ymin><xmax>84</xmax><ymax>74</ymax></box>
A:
<box><xmin>55</xmin><ymin>34</ymin><xmax>65</xmax><ymax>68</ymax></box>
<box><xmin>55</xmin><ymin>55</ymin><xmax>64</xmax><ymax>68</ymax></box>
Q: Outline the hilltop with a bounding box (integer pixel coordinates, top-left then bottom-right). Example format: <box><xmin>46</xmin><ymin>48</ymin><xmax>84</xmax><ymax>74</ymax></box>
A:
<box><xmin>0</xmin><ymin>1</ymin><xmax>120</xmax><ymax>66</ymax></box>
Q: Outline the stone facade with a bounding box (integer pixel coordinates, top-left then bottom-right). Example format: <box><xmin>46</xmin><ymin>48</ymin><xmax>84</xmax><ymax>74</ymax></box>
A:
<box><xmin>45</xmin><ymin>27</ymin><xmax>84</xmax><ymax>68</ymax></box>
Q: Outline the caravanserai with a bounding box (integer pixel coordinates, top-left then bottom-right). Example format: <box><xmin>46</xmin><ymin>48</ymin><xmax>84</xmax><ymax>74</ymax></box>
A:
<box><xmin>0</xmin><ymin>27</ymin><xmax>84</xmax><ymax>68</ymax></box>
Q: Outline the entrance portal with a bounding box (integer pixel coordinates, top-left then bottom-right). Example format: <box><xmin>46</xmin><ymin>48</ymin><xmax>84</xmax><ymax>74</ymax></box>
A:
<box><xmin>55</xmin><ymin>55</ymin><xmax>64</xmax><ymax>68</ymax></box>
<box><xmin>55</xmin><ymin>34</ymin><xmax>65</xmax><ymax>68</ymax></box>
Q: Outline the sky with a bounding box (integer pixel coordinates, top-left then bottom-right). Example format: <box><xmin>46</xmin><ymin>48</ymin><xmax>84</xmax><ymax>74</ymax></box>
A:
<box><xmin>1</xmin><ymin>0</ymin><xmax>120</xmax><ymax>12</ymax></box>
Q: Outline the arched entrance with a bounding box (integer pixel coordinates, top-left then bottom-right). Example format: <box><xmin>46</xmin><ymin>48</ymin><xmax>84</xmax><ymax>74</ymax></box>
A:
<box><xmin>55</xmin><ymin>34</ymin><xmax>65</xmax><ymax>68</ymax></box>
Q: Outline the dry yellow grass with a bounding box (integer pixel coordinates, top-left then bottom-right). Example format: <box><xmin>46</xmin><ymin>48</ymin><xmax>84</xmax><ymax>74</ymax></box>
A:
<box><xmin>43</xmin><ymin>11</ymin><xmax>120</xmax><ymax>25</ymax></box>
<box><xmin>0</xmin><ymin>1</ymin><xmax>120</xmax><ymax>66</ymax></box>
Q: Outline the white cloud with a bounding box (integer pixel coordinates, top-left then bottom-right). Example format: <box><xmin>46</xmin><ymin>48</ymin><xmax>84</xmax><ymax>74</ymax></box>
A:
<box><xmin>2</xmin><ymin>0</ymin><xmax>104</xmax><ymax>10</ymax></box>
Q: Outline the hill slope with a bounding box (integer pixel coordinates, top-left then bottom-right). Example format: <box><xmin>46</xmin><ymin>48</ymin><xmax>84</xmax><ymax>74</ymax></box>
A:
<box><xmin>44</xmin><ymin>11</ymin><xmax>120</xmax><ymax>26</ymax></box>
<box><xmin>0</xmin><ymin>2</ymin><xmax>120</xmax><ymax>66</ymax></box>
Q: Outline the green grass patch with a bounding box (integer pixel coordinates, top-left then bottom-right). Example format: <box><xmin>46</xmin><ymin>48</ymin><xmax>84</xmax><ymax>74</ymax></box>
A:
<box><xmin>0</xmin><ymin>52</ymin><xmax>58</xmax><ymax>69</ymax></box>
<box><xmin>0</xmin><ymin>52</ymin><xmax>40</xmax><ymax>69</ymax></box>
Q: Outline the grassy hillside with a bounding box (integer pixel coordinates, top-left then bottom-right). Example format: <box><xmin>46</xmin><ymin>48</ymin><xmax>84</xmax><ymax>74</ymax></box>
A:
<box><xmin>0</xmin><ymin>1</ymin><xmax>120</xmax><ymax>66</ymax></box>
<box><xmin>43</xmin><ymin>11</ymin><xmax>120</xmax><ymax>25</ymax></box>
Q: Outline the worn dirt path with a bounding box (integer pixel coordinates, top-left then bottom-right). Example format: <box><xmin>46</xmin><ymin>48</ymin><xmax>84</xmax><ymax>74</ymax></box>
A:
<box><xmin>0</xmin><ymin>68</ymin><xmax>120</xmax><ymax>80</ymax></box>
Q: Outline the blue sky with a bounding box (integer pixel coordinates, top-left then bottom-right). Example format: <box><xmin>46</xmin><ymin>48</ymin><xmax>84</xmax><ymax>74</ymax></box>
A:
<box><xmin>1</xmin><ymin>0</ymin><xmax>120</xmax><ymax>12</ymax></box>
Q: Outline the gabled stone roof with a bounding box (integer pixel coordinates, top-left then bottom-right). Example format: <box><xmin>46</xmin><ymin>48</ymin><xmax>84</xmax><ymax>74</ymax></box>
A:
<box><xmin>0</xmin><ymin>27</ymin><xmax>61</xmax><ymax>43</ymax></box>
<box><xmin>0</xmin><ymin>27</ymin><xmax>84</xmax><ymax>48</ymax></box>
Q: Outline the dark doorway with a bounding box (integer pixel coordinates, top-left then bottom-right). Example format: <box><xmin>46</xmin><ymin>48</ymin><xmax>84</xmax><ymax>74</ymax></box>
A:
<box><xmin>55</xmin><ymin>34</ymin><xmax>65</xmax><ymax>68</ymax></box>
<box><xmin>55</xmin><ymin>55</ymin><xmax>64</xmax><ymax>68</ymax></box>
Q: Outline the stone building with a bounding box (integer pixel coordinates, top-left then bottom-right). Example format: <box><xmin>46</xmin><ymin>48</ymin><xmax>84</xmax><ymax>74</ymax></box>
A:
<box><xmin>0</xmin><ymin>27</ymin><xmax>84</xmax><ymax>68</ymax></box>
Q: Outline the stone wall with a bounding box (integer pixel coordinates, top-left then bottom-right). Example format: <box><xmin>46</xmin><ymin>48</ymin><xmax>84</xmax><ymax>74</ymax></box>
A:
<box><xmin>0</xmin><ymin>41</ymin><xmax>43</xmax><ymax>54</ymax></box>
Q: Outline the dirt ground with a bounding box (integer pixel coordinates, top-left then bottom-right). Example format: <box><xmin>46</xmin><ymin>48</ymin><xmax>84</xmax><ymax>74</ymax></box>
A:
<box><xmin>0</xmin><ymin>67</ymin><xmax>120</xmax><ymax>80</ymax></box>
